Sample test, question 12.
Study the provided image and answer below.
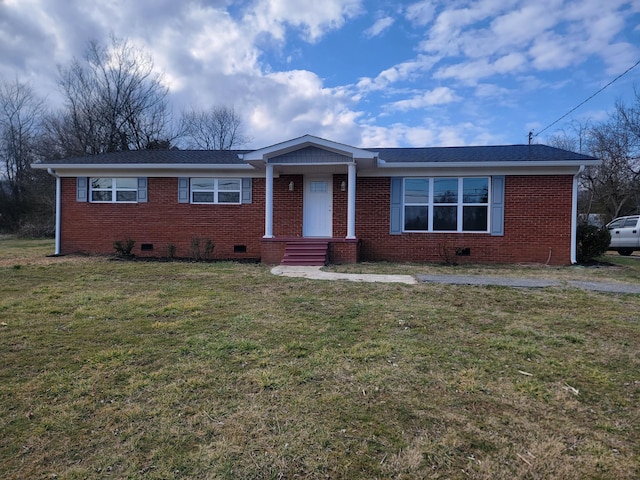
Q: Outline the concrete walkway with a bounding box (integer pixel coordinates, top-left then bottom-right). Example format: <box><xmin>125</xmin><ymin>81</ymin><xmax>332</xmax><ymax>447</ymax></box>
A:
<box><xmin>270</xmin><ymin>265</ymin><xmax>417</xmax><ymax>284</ymax></box>
<box><xmin>271</xmin><ymin>265</ymin><xmax>640</xmax><ymax>294</ymax></box>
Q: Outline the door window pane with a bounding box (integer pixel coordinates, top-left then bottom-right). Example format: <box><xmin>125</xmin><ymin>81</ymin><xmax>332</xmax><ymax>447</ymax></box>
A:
<box><xmin>310</xmin><ymin>181</ymin><xmax>327</xmax><ymax>193</ymax></box>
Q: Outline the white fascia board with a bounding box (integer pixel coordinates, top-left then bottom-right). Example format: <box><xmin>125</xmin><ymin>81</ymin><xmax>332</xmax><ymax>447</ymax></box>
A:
<box><xmin>33</xmin><ymin>163</ymin><xmax>254</xmax><ymax>170</ymax></box>
<box><xmin>242</xmin><ymin>134</ymin><xmax>376</xmax><ymax>161</ymax></box>
<box><xmin>34</xmin><ymin>163</ymin><xmax>256</xmax><ymax>177</ymax></box>
<box><xmin>358</xmin><ymin>164</ymin><xmax>588</xmax><ymax>177</ymax></box>
<box><xmin>376</xmin><ymin>159</ymin><xmax>600</xmax><ymax>169</ymax></box>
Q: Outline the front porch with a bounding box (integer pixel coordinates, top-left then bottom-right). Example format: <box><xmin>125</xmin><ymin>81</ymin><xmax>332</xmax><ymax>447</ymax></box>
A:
<box><xmin>261</xmin><ymin>237</ymin><xmax>360</xmax><ymax>265</ymax></box>
<box><xmin>240</xmin><ymin>135</ymin><xmax>376</xmax><ymax>265</ymax></box>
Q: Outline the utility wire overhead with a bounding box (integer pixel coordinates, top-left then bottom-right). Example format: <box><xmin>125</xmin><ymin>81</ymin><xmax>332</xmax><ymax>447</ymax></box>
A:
<box><xmin>533</xmin><ymin>58</ymin><xmax>640</xmax><ymax>139</ymax></box>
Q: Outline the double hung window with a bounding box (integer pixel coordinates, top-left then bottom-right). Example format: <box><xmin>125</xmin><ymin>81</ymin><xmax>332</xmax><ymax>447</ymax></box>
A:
<box><xmin>90</xmin><ymin>178</ymin><xmax>138</xmax><ymax>202</ymax></box>
<box><xmin>403</xmin><ymin>177</ymin><xmax>489</xmax><ymax>232</ymax></box>
<box><xmin>191</xmin><ymin>178</ymin><xmax>241</xmax><ymax>204</ymax></box>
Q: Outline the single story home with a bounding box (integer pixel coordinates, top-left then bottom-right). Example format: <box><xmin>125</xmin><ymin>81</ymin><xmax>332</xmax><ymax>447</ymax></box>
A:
<box><xmin>32</xmin><ymin>134</ymin><xmax>599</xmax><ymax>265</ymax></box>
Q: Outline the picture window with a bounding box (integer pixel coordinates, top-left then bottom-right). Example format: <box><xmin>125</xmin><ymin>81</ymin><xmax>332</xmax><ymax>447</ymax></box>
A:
<box><xmin>403</xmin><ymin>177</ymin><xmax>489</xmax><ymax>233</ymax></box>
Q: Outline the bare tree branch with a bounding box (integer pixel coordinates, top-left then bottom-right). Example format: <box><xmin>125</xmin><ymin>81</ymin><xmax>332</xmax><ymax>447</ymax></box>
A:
<box><xmin>179</xmin><ymin>105</ymin><xmax>249</xmax><ymax>150</ymax></box>
<box><xmin>49</xmin><ymin>34</ymin><xmax>172</xmax><ymax>156</ymax></box>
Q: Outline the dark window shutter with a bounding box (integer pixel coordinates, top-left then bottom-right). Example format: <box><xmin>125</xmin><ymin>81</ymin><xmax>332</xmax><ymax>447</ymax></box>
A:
<box><xmin>77</xmin><ymin>177</ymin><xmax>88</xmax><ymax>202</ymax></box>
<box><xmin>390</xmin><ymin>177</ymin><xmax>402</xmax><ymax>235</ymax></box>
<box><xmin>242</xmin><ymin>178</ymin><xmax>252</xmax><ymax>204</ymax></box>
<box><xmin>178</xmin><ymin>177</ymin><xmax>189</xmax><ymax>203</ymax></box>
<box><xmin>137</xmin><ymin>177</ymin><xmax>148</xmax><ymax>203</ymax></box>
<box><xmin>491</xmin><ymin>176</ymin><xmax>505</xmax><ymax>236</ymax></box>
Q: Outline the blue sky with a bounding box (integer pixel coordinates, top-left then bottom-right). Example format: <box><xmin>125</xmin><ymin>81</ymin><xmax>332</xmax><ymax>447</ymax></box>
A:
<box><xmin>1</xmin><ymin>0</ymin><xmax>639</xmax><ymax>149</ymax></box>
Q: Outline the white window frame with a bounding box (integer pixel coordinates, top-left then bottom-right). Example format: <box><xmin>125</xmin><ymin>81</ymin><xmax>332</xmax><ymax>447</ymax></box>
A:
<box><xmin>402</xmin><ymin>177</ymin><xmax>490</xmax><ymax>233</ymax></box>
<box><xmin>89</xmin><ymin>177</ymin><xmax>138</xmax><ymax>203</ymax></box>
<box><xmin>190</xmin><ymin>178</ymin><xmax>242</xmax><ymax>205</ymax></box>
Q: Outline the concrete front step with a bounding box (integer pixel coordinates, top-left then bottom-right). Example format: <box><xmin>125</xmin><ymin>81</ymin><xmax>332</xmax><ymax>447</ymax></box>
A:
<box><xmin>281</xmin><ymin>241</ymin><xmax>329</xmax><ymax>266</ymax></box>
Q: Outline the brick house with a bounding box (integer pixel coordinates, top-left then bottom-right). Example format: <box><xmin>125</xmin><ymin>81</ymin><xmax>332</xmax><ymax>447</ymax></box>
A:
<box><xmin>32</xmin><ymin>134</ymin><xmax>599</xmax><ymax>265</ymax></box>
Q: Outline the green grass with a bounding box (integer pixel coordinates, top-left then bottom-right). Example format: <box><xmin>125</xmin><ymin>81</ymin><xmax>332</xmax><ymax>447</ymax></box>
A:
<box><xmin>1</xmin><ymin>238</ymin><xmax>639</xmax><ymax>479</ymax></box>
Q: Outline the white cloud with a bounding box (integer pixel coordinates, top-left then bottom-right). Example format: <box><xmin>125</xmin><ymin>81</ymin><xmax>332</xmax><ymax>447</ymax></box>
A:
<box><xmin>1</xmin><ymin>0</ymin><xmax>639</xmax><ymax>151</ymax></box>
<box><xmin>361</xmin><ymin>124</ymin><xmax>436</xmax><ymax>147</ymax></box>
<box><xmin>243</xmin><ymin>0</ymin><xmax>363</xmax><ymax>43</ymax></box>
<box><xmin>528</xmin><ymin>32</ymin><xmax>577</xmax><ymax>70</ymax></box>
<box><xmin>364</xmin><ymin>16</ymin><xmax>394</xmax><ymax>38</ymax></box>
<box><xmin>416</xmin><ymin>0</ymin><xmax>637</xmax><ymax>85</ymax></box>
<box><xmin>474</xmin><ymin>83</ymin><xmax>512</xmax><ymax>99</ymax></box>
<box><xmin>489</xmin><ymin>2</ymin><xmax>562</xmax><ymax>48</ymax></box>
<box><xmin>388</xmin><ymin>87</ymin><xmax>460</xmax><ymax>111</ymax></box>
<box><xmin>404</xmin><ymin>1</ymin><xmax>436</xmax><ymax>26</ymax></box>
<box><xmin>418</xmin><ymin>0</ymin><xmax>518</xmax><ymax>56</ymax></box>
<box><xmin>360</xmin><ymin>119</ymin><xmax>501</xmax><ymax>148</ymax></box>
<box><xmin>433</xmin><ymin>59</ymin><xmax>492</xmax><ymax>83</ymax></box>
<box><xmin>242</xmin><ymin>70</ymin><xmax>364</xmax><ymax>146</ymax></box>
<box><xmin>493</xmin><ymin>53</ymin><xmax>527</xmax><ymax>73</ymax></box>
<box><xmin>356</xmin><ymin>55</ymin><xmax>439</xmax><ymax>92</ymax></box>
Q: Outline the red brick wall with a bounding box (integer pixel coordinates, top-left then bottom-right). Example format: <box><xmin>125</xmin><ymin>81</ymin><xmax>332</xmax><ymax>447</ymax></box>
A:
<box><xmin>60</xmin><ymin>174</ymin><xmax>574</xmax><ymax>265</ymax></box>
<box><xmin>60</xmin><ymin>177</ymin><xmax>265</xmax><ymax>259</ymax></box>
<box><xmin>273</xmin><ymin>175</ymin><xmax>303</xmax><ymax>237</ymax></box>
<box><xmin>355</xmin><ymin>175</ymin><xmax>574</xmax><ymax>265</ymax></box>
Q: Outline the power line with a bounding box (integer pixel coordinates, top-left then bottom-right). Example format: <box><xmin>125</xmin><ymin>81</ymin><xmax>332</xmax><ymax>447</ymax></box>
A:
<box><xmin>533</xmin><ymin>58</ymin><xmax>640</xmax><ymax>139</ymax></box>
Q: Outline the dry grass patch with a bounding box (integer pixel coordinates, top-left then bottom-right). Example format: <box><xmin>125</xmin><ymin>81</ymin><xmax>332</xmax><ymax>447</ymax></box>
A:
<box><xmin>1</xmin><ymin>239</ymin><xmax>639</xmax><ymax>478</ymax></box>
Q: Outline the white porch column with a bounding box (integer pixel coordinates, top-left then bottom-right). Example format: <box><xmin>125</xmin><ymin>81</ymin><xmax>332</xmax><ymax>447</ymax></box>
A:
<box><xmin>264</xmin><ymin>163</ymin><xmax>274</xmax><ymax>238</ymax></box>
<box><xmin>48</xmin><ymin>168</ymin><xmax>61</xmax><ymax>255</ymax></box>
<box><xmin>55</xmin><ymin>175</ymin><xmax>61</xmax><ymax>255</ymax></box>
<box><xmin>346</xmin><ymin>162</ymin><xmax>356</xmax><ymax>239</ymax></box>
<box><xmin>570</xmin><ymin>165</ymin><xmax>584</xmax><ymax>264</ymax></box>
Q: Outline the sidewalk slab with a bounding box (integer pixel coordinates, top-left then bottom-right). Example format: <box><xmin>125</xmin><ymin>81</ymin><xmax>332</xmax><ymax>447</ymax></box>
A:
<box><xmin>416</xmin><ymin>274</ymin><xmax>560</xmax><ymax>288</ymax></box>
<box><xmin>568</xmin><ymin>280</ymin><xmax>640</xmax><ymax>294</ymax></box>
<box><xmin>271</xmin><ymin>266</ymin><xmax>417</xmax><ymax>284</ymax></box>
<box><xmin>271</xmin><ymin>266</ymin><xmax>640</xmax><ymax>294</ymax></box>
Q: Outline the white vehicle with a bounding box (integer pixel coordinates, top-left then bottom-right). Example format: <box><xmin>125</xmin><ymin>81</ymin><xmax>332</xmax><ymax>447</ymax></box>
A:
<box><xmin>606</xmin><ymin>215</ymin><xmax>640</xmax><ymax>256</ymax></box>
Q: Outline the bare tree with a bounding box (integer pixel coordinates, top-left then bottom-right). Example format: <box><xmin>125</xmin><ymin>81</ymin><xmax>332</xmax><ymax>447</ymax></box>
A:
<box><xmin>546</xmin><ymin>106</ymin><xmax>640</xmax><ymax>221</ymax></box>
<box><xmin>583</xmin><ymin>109</ymin><xmax>640</xmax><ymax>220</ymax></box>
<box><xmin>616</xmin><ymin>88</ymin><xmax>640</xmax><ymax>141</ymax></box>
<box><xmin>180</xmin><ymin>105</ymin><xmax>249</xmax><ymax>149</ymax></box>
<box><xmin>0</xmin><ymin>76</ymin><xmax>53</xmax><ymax>233</ymax></box>
<box><xmin>47</xmin><ymin>34</ymin><xmax>171</xmax><ymax>157</ymax></box>
<box><xmin>546</xmin><ymin>120</ymin><xmax>591</xmax><ymax>153</ymax></box>
<box><xmin>546</xmin><ymin>129</ymin><xmax>579</xmax><ymax>152</ymax></box>
<box><xmin>547</xmin><ymin>120</ymin><xmax>596</xmax><ymax>217</ymax></box>
<box><xmin>0</xmin><ymin>77</ymin><xmax>44</xmax><ymax>194</ymax></box>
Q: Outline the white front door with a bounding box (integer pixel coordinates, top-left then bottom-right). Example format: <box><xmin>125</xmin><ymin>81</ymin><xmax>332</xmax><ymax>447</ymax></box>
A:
<box><xmin>303</xmin><ymin>176</ymin><xmax>333</xmax><ymax>237</ymax></box>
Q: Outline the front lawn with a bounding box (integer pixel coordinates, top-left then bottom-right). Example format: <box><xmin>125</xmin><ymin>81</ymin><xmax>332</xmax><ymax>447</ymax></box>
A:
<box><xmin>1</xmin><ymin>239</ymin><xmax>638</xmax><ymax>479</ymax></box>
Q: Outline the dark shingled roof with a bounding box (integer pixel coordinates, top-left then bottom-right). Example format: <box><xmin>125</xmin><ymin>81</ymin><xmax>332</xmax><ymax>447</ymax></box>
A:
<box><xmin>35</xmin><ymin>144</ymin><xmax>596</xmax><ymax>166</ymax></box>
<box><xmin>39</xmin><ymin>149</ymin><xmax>251</xmax><ymax>165</ymax></box>
<box><xmin>367</xmin><ymin>144</ymin><xmax>597</xmax><ymax>163</ymax></box>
